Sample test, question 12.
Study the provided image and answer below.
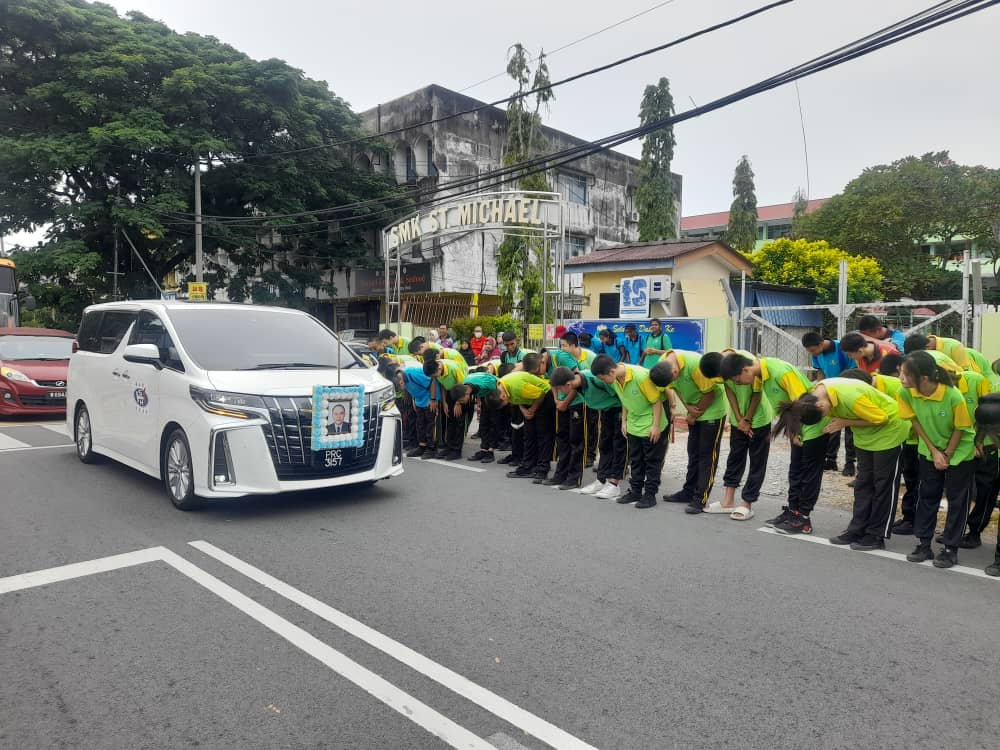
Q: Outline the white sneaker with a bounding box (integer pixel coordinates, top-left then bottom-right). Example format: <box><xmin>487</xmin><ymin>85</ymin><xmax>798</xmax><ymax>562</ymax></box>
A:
<box><xmin>595</xmin><ymin>483</ymin><xmax>621</xmax><ymax>500</ymax></box>
<box><xmin>579</xmin><ymin>479</ymin><xmax>604</xmax><ymax>495</ymax></box>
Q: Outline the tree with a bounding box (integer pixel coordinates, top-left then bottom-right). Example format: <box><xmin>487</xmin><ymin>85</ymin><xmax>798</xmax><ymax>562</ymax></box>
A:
<box><xmin>746</xmin><ymin>238</ymin><xmax>882</xmax><ymax>304</ymax></box>
<box><xmin>794</xmin><ymin>152</ymin><xmax>999</xmax><ymax>297</ymax></box>
<box><xmin>792</xmin><ymin>188</ymin><xmax>809</xmax><ymax>220</ymax></box>
<box><xmin>636</xmin><ymin>78</ymin><xmax>676</xmax><ymax>240</ymax></box>
<box><xmin>1</xmin><ymin>0</ymin><xmax>406</xmax><ymax>330</ymax></box>
<box><xmin>495</xmin><ymin>43</ymin><xmax>554</xmax><ymax>323</ymax></box>
<box><xmin>725</xmin><ymin>155</ymin><xmax>758</xmax><ymax>253</ymax></box>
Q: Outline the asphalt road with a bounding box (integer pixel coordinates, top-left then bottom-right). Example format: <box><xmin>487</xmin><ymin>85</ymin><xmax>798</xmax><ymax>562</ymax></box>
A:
<box><xmin>2</xmin><ymin>419</ymin><xmax>1000</xmax><ymax>750</ymax></box>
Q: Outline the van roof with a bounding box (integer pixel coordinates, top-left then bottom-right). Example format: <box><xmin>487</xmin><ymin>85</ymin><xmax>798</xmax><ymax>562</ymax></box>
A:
<box><xmin>82</xmin><ymin>301</ymin><xmax>310</xmax><ymax>315</ymax></box>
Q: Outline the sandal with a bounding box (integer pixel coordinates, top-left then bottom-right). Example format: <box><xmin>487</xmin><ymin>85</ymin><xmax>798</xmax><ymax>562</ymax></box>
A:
<box><xmin>730</xmin><ymin>507</ymin><xmax>755</xmax><ymax>521</ymax></box>
<box><xmin>705</xmin><ymin>501</ymin><xmax>736</xmax><ymax>514</ymax></box>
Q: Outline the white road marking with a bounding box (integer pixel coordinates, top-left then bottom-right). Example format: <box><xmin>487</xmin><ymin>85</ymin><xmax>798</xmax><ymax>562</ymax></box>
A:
<box><xmin>0</xmin><ymin>443</ymin><xmax>75</xmax><ymax>454</ymax></box>
<box><xmin>189</xmin><ymin>540</ymin><xmax>598</xmax><ymax>750</ymax></box>
<box><xmin>0</xmin><ymin>547</ymin><xmax>168</xmax><ymax>594</ymax></box>
<box><xmin>421</xmin><ymin>458</ymin><xmax>486</xmax><ymax>473</ymax></box>
<box><xmin>757</xmin><ymin>527</ymin><xmax>998</xmax><ymax>580</ymax></box>
<box><xmin>42</xmin><ymin>424</ymin><xmax>70</xmax><ymax>437</ymax></box>
<box><xmin>0</xmin><ymin>433</ymin><xmax>31</xmax><ymax>451</ymax></box>
<box><xmin>158</xmin><ymin>550</ymin><xmax>494</xmax><ymax>750</ymax></box>
<box><xmin>2</xmin><ymin>546</ymin><xmax>499</xmax><ymax>749</ymax></box>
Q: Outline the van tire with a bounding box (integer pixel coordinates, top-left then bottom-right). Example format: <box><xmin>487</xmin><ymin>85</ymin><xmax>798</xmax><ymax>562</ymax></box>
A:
<box><xmin>74</xmin><ymin>404</ymin><xmax>100</xmax><ymax>464</ymax></box>
<box><xmin>162</xmin><ymin>428</ymin><xmax>203</xmax><ymax>510</ymax></box>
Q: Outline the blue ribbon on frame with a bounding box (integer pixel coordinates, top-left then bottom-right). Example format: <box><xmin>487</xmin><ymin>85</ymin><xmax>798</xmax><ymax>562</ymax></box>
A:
<box><xmin>312</xmin><ymin>385</ymin><xmax>366</xmax><ymax>451</ymax></box>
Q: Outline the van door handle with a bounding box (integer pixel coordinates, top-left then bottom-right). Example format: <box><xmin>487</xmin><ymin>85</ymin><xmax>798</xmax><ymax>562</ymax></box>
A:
<box><xmin>112</xmin><ymin>370</ymin><xmax>121</xmax><ymax>378</ymax></box>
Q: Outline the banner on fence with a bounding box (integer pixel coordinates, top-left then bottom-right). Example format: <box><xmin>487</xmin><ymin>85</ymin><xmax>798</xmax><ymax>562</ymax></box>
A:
<box><xmin>564</xmin><ymin>318</ymin><xmax>706</xmax><ymax>353</ymax></box>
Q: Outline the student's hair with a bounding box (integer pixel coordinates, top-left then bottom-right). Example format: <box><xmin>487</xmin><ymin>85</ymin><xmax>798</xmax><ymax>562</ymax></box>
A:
<box><xmin>699</xmin><ymin>352</ymin><xmax>723</xmax><ymax>379</ymax></box>
<box><xmin>773</xmin><ymin>394</ymin><xmax>824</xmax><ymax>439</ymax></box>
<box><xmin>975</xmin><ymin>393</ymin><xmax>1000</xmax><ymax>444</ymax></box>
<box><xmin>624</xmin><ymin>323</ymin><xmax>637</xmax><ymax>332</ymax></box>
<box><xmin>839</xmin><ymin>332</ymin><xmax>867</xmax><ymax>353</ymax></box>
<box><xmin>591</xmin><ymin>354</ymin><xmax>616</xmax><ymax>377</ymax></box>
<box><xmin>377</xmin><ymin>329</ymin><xmax>396</xmax><ymax>341</ymax></box>
<box><xmin>501</xmin><ymin>331</ymin><xmax>517</xmax><ymax>343</ymax></box>
<box><xmin>448</xmin><ymin>384</ymin><xmax>471</xmax><ymax>402</ymax></box>
<box><xmin>497</xmin><ymin>362</ymin><xmax>516</xmax><ymax>378</ymax></box>
<box><xmin>650</xmin><ymin>317</ymin><xmax>661</xmax><ymax>325</ymax></box>
<box><xmin>903</xmin><ymin>333</ymin><xmax>929</xmax><ymax>354</ymax></box>
<box><xmin>406</xmin><ymin>337</ymin><xmax>425</xmax><ymax>354</ymax></box>
<box><xmin>649</xmin><ymin>361</ymin><xmax>674</xmax><ymax>387</ymax></box>
<box><xmin>599</xmin><ymin>328</ymin><xmax>614</xmax><ymax>339</ymax></box>
<box><xmin>549</xmin><ymin>366</ymin><xmax>576</xmax><ymax>387</ymax></box>
<box><xmin>879</xmin><ymin>353</ymin><xmax>904</xmax><ymax>376</ymax></box>
<box><xmin>482</xmin><ymin>392</ymin><xmax>504</xmax><ymax>410</ymax></box>
<box><xmin>839</xmin><ymin>368</ymin><xmax>873</xmax><ymax>384</ymax></box>
<box><xmin>801</xmin><ymin>331</ymin><xmax>823</xmax><ymax>348</ymax></box>
<box><xmin>579</xmin><ymin>332</ymin><xmax>593</xmax><ymax>346</ymax></box>
<box><xmin>560</xmin><ymin>331</ymin><xmax>579</xmax><ymax>347</ymax></box>
<box><xmin>380</xmin><ymin>362</ymin><xmax>400</xmax><ymax>382</ymax></box>
<box><xmin>521</xmin><ymin>352</ymin><xmax>541</xmax><ymax>374</ymax></box>
<box><xmin>422</xmin><ymin>347</ymin><xmax>439</xmax><ymax>364</ymax></box>
<box><xmin>994</xmin><ymin>358</ymin><xmax>1000</xmax><ymax>377</ymax></box>
<box><xmin>719</xmin><ymin>353</ymin><xmax>753</xmax><ymax>380</ymax></box>
<box><xmin>422</xmin><ymin>359</ymin><xmax>440</xmax><ymax>377</ymax></box>
<box><xmin>902</xmin><ymin>350</ymin><xmax>955</xmax><ymax>387</ymax></box>
<box><xmin>856</xmin><ymin>314</ymin><xmax>881</xmax><ymax>333</ymax></box>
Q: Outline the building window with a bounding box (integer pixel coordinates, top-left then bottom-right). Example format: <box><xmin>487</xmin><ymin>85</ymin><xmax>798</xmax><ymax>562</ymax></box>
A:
<box><xmin>768</xmin><ymin>224</ymin><xmax>792</xmax><ymax>240</ymax></box>
<box><xmin>559</xmin><ymin>172</ymin><xmax>588</xmax><ymax>206</ymax></box>
<box><xmin>598</xmin><ymin>293</ymin><xmax>620</xmax><ymax>318</ymax></box>
<box><xmin>560</xmin><ymin>236</ymin><xmax>587</xmax><ymax>258</ymax></box>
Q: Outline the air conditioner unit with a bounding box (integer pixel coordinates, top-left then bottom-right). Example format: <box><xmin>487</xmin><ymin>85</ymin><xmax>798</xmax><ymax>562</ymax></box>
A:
<box><xmin>649</xmin><ymin>275</ymin><xmax>672</xmax><ymax>301</ymax></box>
<box><xmin>627</xmin><ymin>211</ymin><xmax>640</xmax><ymax>223</ymax></box>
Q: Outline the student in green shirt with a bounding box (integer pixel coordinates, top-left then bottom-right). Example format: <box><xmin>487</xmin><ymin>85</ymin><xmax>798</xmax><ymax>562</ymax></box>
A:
<box><xmin>897</xmin><ymin>351</ymin><xmax>976</xmax><ymax>569</ymax></box>
<box><xmin>498</xmin><ymin>353</ymin><xmax>556</xmax><ymax>481</ymax></box>
<box><xmin>423</xmin><ymin>356</ymin><xmax>468</xmax><ymax>460</ymax></box>
<box><xmin>551</xmin><ymin>359</ymin><xmax>625</xmax><ymax>500</ymax></box>
<box><xmin>721</xmin><ymin>352</ymin><xmax>829</xmax><ymax>535</ymax></box>
<box><xmin>640</xmin><ymin>318</ymin><xmax>673</xmax><ymax>368</ymax></box>
<box><xmin>948</xmin><ymin>368</ymin><xmax>997</xmax><ymax>549</ymax></box>
<box><xmin>878</xmin><ymin>355</ymin><xmax>922</xmax><ymax>535</ymax></box>
<box><xmin>450</xmin><ymin>372</ymin><xmax>501</xmax><ymax>464</ymax></box>
<box><xmin>539</xmin><ymin>333</ymin><xmax>593</xmax><ymax>490</ymax></box>
<box><xmin>651</xmin><ymin>349</ymin><xmax>725</xmax><ymax>515</ymax></box>
<box><xmin>593</xmin><ymin>356</ymin><xmax>671</xmax><ymax>509</ymax></box>
<box><xmin>714</xmin><ymin>350</ymin><xmax>775</xmax><ymax>521</ymax></box>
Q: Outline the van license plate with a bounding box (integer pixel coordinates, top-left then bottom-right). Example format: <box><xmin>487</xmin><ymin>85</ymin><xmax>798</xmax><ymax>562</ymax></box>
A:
<box><xmin>320</xmin><ymin>449</ymin><xmax>342</xmax><ymax>468</ymax></box>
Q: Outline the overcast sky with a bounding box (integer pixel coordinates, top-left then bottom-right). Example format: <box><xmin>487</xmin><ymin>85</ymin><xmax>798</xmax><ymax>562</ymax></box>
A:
<box><xmin>6</xmin><ymin>0</ymin><xmax>1000</xmax><ymax>247</ymax></box>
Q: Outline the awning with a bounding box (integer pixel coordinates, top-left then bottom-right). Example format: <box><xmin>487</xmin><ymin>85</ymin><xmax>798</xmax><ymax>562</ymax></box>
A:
<box><xmin>678</xmin><ymin>279</ymin><xmax>730</xmax><ymax>318</ymax></box>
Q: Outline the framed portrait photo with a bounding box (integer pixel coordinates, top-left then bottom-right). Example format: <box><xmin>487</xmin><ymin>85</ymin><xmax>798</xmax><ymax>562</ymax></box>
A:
<box><xmin>312</xmin><ymin>385</ymin><xmax>365</xmax><ymax>450</ymax></box>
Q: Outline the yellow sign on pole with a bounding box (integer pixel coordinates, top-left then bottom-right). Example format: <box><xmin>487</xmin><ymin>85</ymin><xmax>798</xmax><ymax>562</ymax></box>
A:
<box><xmin>188</xmin><ymin>282</ymin><xmax>208</xmax><ymax>301</ymax></box>
<box><xmin>527</xmin><ymin>323</ymin><xmax>544</xmax><ymax>341</ymax></box>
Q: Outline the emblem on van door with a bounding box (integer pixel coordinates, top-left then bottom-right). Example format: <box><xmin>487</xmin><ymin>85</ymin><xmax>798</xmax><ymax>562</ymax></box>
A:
<box><xmin>134</xmin><ymin>386</ymin><xmax>149</xmax><ymax>408</ymax></box>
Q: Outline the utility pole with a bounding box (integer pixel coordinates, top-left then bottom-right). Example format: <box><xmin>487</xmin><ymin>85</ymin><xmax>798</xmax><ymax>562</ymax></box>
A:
<box><xmin>194</xmin><ymin>157</ymin><xmax>204</xmax><ymax>282</ymax></box>
<box><xmin>112</xmin><ymin>230</ymin><xmax>119</xmax><ymax>299</ymax></box>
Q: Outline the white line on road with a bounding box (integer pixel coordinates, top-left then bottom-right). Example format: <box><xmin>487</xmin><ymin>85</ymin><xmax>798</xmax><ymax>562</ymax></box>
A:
<box><xmin>0</xmin><ymin>547</ymin><xmax>168</xmax><ymax>594</ymax></box>
<box><xmin>0</xmin><ymin>443</ymin><xmax>75</xmax><ymax>454</ymax></box>
<box><xmin>189</xmin><ymin>540</ymin><xmax>598</xmax><ymax>750</ymax></box>
<box><xmin>158</xmin><ymin>550</ymin><xmax>494</xmax><ymax>750</ymax></box>
<box><xmin>757</xmin><ymin>527</ymin><xmax>999</xmax><ymax>580</ymax></box>
<box><xmin>421</xmin><ymin>458</ymin><xmax>486</xmax><ymax>473</ymax></box>
<box><xmin>0</xmin><ymin>433</ymin><xmax>30</xmax><ymax>450</ymax></box>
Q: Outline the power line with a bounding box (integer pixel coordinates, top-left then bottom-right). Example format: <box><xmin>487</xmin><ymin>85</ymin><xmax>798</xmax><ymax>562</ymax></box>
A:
<box><xmin>457</xmin><ymin>0</ymin><xmax>680</xmax><ymax>93</ymax></box>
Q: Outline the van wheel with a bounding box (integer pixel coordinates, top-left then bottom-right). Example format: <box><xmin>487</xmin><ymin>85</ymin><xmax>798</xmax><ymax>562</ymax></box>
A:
<box><xmin>163</xmin><ymin>428</ymin><xmax>203</xmax><ymax>510</ymax></box>
<box><xmin>75</xmin><ymin>404</ymin><xmax>100</xmax><ymax>464</ymax></box>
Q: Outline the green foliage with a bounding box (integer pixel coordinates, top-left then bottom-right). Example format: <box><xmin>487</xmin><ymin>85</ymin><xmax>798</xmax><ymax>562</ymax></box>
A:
<box><xmin>636</xmin><ymin>78</ymin><xmax>676</xmax><ymax>241</ymax></box>
<box><xmin>794</xmin><ymin>152</ymin><xmax>1000</xmax><ymax>297</ymax></box>
<box><xmin>450</xmin><ymin>315</ymin><xmax>521</xmax><ymax>342</ymax></box>
<box><xmin>792</xmin><ymin>188</ymin><xmax>809</xmax><ymax>221</ymax></box>
<box><xmin>746</xmin><ymin>238</ymin><xmax>883</xmax><ymax>304</ymax></box>
<box><xmin>1</xmin><ymin>0</ymin><xmax>406</xmax><ymax>328</ymax></box>
<box><xmin>496</xmin><ymin>43</ymin><xmax>553</xmax><ymax>323</ymax></box>
<box><xmin>725</xmin><ymin>156</ymin><xmax>758</xmax><ymax>253</ymax></box>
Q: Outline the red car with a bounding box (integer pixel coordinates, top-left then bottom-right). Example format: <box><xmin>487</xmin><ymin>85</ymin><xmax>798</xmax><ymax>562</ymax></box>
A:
<box><xmin>0</xmin><ymin>327</ymin><xmax>75</xmax><ymax>416</ymax></box>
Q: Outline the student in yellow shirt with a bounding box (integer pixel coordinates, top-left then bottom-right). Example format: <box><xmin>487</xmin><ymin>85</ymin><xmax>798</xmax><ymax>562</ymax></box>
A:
<box><xmin>877</xmin><ymin>354</ymin><xmax>921</xmax><ymax>535</ymax></box>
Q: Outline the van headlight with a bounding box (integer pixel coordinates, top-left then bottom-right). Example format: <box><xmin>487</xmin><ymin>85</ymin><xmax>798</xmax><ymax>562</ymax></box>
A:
<box><xmin>365</xmin><ymin>383</ymin><xmax>396</xmax><ymax>411</ymax></box>
<box><xmin>190</xmin><ymin>386</ymin><xmax>267</xmax><ymax>419</ymax></box>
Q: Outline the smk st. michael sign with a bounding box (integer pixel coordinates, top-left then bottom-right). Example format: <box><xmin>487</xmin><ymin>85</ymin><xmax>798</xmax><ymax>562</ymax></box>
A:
<box><xmin>384</xmin><ymin>193</ymin><xmax>559</xmax><ymax>250</ymax></box>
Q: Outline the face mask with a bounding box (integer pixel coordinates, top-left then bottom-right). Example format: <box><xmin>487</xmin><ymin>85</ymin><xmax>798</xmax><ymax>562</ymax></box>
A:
<box><xmin>474</xmin><ymin>332</ymin><xmax>482</xmax><ymax>338</ymax></box>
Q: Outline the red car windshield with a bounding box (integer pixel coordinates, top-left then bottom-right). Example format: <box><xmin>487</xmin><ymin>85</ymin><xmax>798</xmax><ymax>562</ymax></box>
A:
<box><xmin>0</xmin><ymin>335</ymin><xmax>73</xmax><ymax>361</ymax></box>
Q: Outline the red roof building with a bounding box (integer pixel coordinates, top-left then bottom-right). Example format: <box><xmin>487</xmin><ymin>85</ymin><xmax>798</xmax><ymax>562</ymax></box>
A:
<box><xmin>680</xmin><ymin>198</ymin><xmax>830</xmax><ymax>248</ymax></box>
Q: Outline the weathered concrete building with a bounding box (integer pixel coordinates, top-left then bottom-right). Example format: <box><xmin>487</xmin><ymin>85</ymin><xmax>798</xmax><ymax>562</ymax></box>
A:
<box><xmin>327</xmin><ymin>84</ymin><xmax>682</xmax><ymax>330</ymax></box>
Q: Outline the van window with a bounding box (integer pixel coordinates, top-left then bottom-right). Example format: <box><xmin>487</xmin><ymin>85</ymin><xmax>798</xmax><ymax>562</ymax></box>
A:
<box><xmin>77</xmin><ymin>312</ymin><xmax>103</xmax><ymax>352</ymax></box>
<box><xmin>129</xmin><ymin>311</ymin><xmax>183</xmax><ymax>371</ymax></box>
<box><xmin>97</xmin><ymin>311</ymin><xmax>137</xmax><ymax>354</ymax></box>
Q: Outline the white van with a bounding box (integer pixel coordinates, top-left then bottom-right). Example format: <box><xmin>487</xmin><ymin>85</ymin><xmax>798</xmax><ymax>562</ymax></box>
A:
<box><xmin>66</xmin><ymin>301</ymin><xmax>403</xmax><ymax>509</ymax></box>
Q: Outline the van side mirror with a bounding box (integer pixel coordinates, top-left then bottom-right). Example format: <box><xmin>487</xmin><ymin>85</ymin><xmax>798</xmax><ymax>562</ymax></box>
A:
<box><xmin>123</xmin><ymin>343</ymin><xmax>163</xmax><ymax>369</ymax></box>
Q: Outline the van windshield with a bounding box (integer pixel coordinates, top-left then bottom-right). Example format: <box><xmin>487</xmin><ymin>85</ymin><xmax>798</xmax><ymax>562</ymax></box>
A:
<box><xmin>166</xmin><ymin>308</ymin><xmax>362</xmax><ymax>371</ymax></box>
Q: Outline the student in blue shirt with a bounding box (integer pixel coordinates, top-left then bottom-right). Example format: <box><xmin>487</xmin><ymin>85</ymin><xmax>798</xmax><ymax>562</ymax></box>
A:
<box><xmin>618</xmin><ymin>323</ymin><xmax>645</xmax><ymax>365</ymax></box>
<box><xmin>592</xmin><ymin>328</ymin><xmax>622</xmax><ymax>362</ymax></box>
<box><xmin>857</xmin><ymin>314</ymin><xmax>905</xmax><ymax>352</ymax></box>
<box><xmin>801</xmin><ymin>331</ymin><xmax>856</xmax><ymax>475</ymax></box>
<box><xmin>400</xmin><ymin>364</ymin><xmax>435</xmax><ymax>459</ymax></box>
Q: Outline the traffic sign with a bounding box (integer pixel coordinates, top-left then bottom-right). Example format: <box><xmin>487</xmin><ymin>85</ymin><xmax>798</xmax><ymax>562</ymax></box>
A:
<box><xmin>188</xmin><ymin>282</ymin><xmax>208</xmax><ymax>301</ymax></box>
